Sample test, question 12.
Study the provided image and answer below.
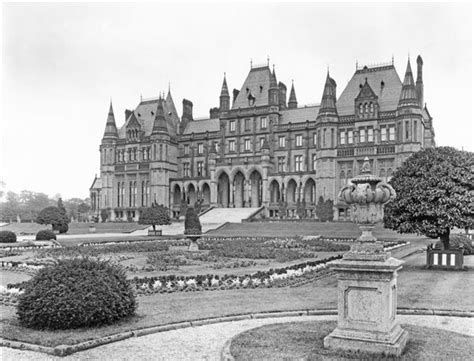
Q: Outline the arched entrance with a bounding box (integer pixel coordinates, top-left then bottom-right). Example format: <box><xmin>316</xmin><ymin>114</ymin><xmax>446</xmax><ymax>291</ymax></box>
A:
<box><xmin>269</xmin><ymin>180</ymin><xmax>280</xmax><ymax>203</ymax></box>
<box><xmin>249</xmin><ymin>170</ymin><xmax>262</xmax><ymax>207</ymax></box>
<box><xmin>286</xmin><ymin>179</ymin><xmax>297</xmax><ymax>204</ymax></box>
<box><xmin>202</xmin><ymin>183</ymin><xmax>211</xmax><ymax>206</ymax></box>
<box><xmin>187</xmin><ymin>184</ymin><xmax>197</xmax><ymax>206</ymax></box>
<box><xmin>233</xmin><ymin>171</ymin><xmax>245</xmax><ymax>207</ymax></box>
<box><xmin>173</xmin><ymin>184</ymin><xmax>182</xmax><ymax>206</ymax></box>
<box><xmin>304</xmin><ymin>178</ymin><xmax>316</xmax><ymax>204</ymax></box>
<box><xmin>217</xmin><ymin>173</ymin><xmax>230</xmax><ymax>207</ymax></box>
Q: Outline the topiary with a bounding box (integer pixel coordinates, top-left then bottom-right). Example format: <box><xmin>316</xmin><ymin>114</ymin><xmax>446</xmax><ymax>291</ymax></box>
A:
<box><xmin>57</xmin><ymin>223</ymin><xmax>68</xmax><ymax>234</ymax></box>
<box><xmin>184</xmin><ymin>207</ymin><xmax>202</xmax><ymax>236</ymax></box>
<box><xmin>17</xmin><ymin>258</ymin><xmax>137</xmax><ymax>329</ymax></box>
<box><xmin>35</xmin><ymin>230</ymin><xmax>56</xmax><ymax>241</ymax></box>
<box><xmin>0</xmin><ymin>230</ymin><xmax>16</xmax><ymax>243</ymax></box>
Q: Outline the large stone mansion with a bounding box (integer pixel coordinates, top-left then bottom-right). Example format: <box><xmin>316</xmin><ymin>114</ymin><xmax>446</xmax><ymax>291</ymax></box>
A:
<box><xmin>90</xmin><ymin>56</ymin><xmax>435</xmax><ymax>221</ymax></box>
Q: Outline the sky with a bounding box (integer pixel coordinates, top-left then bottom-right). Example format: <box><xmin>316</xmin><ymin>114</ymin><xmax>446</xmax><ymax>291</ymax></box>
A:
<box><xmin>1</xmin><ymin>2</ymin><xmax>472</xmax><ymax>199</ymax></box>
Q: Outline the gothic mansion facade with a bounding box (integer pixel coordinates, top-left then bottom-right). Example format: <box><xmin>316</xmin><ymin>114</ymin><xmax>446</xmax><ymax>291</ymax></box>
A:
<box><xmin>90</xmin><ymin>56</ymin><xmax>435</xmax><ymax>221</ymax></box>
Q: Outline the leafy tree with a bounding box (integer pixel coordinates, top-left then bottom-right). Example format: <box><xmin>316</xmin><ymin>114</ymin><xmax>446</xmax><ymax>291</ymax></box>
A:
<box><xmin>77</xmin><ymin>202</ymin><xmax>91</xmax><ymax>222</ymax></box>
<box><xmin>139</xmin><ymin>204</ymin><xmax>170</xmax><ymax>233</ymax></box>
<box><xmin>315</xmin><ymin>196</ymin><xmax>334</xmax><ymax>222</ymax></box>
<box><xmin>184</xmin><ymin>207</ymin><xmax>202</xmax><ymax>236</ymax></box>
<box><xmin>100</xmin><ymin>209</ymin><xmax>108</xmax><ymax>223</ymax></box>
<box><xmin>20</xmin><ymin>191</ymin><xmax>52</xmax><ymax>221</ymax></box>
<box><xmin>36</xmin><ymin>206</ymin><xmax>65</xmax><ymax>230</ymax></box>
<box><xmin>384</xmin><ymin>147</ymin><xmax>474</xmax><ymax>249</ymax></box>
<box><xmin>0</xmin><ymin>191</ymin><xmax>21</xmax><ymax>222</ymax></box>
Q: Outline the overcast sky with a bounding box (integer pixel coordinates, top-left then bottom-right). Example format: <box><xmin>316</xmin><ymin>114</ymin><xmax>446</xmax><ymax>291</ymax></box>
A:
<box><xmin>1</xmin><ymin>2</ymin><xmax>472</xmax><ymax>199</ymax></box>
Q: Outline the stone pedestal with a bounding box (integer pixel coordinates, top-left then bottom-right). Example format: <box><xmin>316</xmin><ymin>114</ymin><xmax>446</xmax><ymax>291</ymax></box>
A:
<box><xmin>323</xmin><ymin>248</ymin><xmax>408</xmax><ymax>356</ymax></box>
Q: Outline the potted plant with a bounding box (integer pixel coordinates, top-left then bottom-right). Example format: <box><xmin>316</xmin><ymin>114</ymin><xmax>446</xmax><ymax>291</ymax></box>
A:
<box><xmin>184</xmin><ymin>207</ymin><xmax>202</xmax><ymax>251</ymax></box>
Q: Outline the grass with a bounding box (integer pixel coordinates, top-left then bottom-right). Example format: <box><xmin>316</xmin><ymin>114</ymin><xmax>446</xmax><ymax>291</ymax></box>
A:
<box><xmin>1</xmin><ymin>251</ymin><xmax>473</xmax><ymax>347</ymax></box>
<box><xmin>1</xmin><ymin>222</ymin><xmax>145</xmax><ymax>235</ymax></box>
<box><xmin>229</xmin><ymin>321</ymin><xmax>474</xmax><ymax>360</ymax></box>
<box><xmin>208</xmin><ymin>222</ymin><xmax>420</xmax><ymax>241</ymax></box>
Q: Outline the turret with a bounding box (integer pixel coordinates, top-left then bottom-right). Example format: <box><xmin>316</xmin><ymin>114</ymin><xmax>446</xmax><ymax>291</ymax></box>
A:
<box><xmin>268</xmin><ymin>66</ymin><xmax>279</xmax><ymax>106</ymax></box>
<box><xmin>398</xmin><ymin>59</ymin><xmax>419</xmax><ymax>109</ymax></box>
<box><xmin>219</xmin><ymin>73</ymin><xmax>230</xmax><ymax>112</ymax></box>
<box><xmin>318</xmin><ymin>72</ymin><xmax>338</xmax><ymax>117</ymax></box>
<box><xmin>416</xmin><ymin>55</ymin><xmax>424</xmax><ymax>108</ymax></box>
<box><xmin>102</xmin><ymin>101</ymin><xmax>118</xmax><ymax>143</ymax></box>
<box><xmin>152</xmin><ymin>96</ymin><xmax>168</xmax><ymax>135</ymax></box>
<box><xmin>288</xmin><ymin>80</ymin><xmax>298</xmax><ymax>109</ymax></box>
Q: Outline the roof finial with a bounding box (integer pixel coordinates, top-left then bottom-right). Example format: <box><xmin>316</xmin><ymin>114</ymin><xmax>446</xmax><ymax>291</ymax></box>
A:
<box><xmin>168</xmin><ymin>81</ymin><xmax>171</xmax><ymax>93</ymax></box>
<box><xmin>392</xmin><ymin>54</ymin><xmax>394</xmax><ymax>65</ymax></box>
<box><xmin>267</xmin><ymin>55</ymin><xmax>270</xmax><ymax>66</ymax></box>
<box><xmin>356</xmin><ymin>60</ymin><xmax>358</xmax><ymax>70</ymax></box>
<box><xmin>250</xmin><ymin>58</ymin><xmax>253</xmax><ymax>68</ymax></box>
<box><xmin>292</xmin><ymin>79</ymin><xmax>294</xmax><ymax>85</ymax></box>
<box><xmin>272</xmin><ymin>63</ymin><xmax>275</xmax><ymax>72</ymax></box>
<box><xmin>140</xmin><ymin>94</ymin><xmax>142</xmax><ymax>102</ymax></box>
<box><xmin>224</xmin><ymin>71</ymin><xmax>226</xmax><ymax>78</ymax></box>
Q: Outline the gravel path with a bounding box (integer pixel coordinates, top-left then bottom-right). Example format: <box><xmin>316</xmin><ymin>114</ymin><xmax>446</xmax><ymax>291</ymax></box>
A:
<box><xmin>1</xmin><ymin>315</ymin><xmax>473</xmax><ymax>361</ymax></box>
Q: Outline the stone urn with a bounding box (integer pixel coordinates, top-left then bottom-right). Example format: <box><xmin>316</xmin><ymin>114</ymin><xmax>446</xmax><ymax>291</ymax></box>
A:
<box><xmin>89</xmin><ymin>223</ymin><xmax>96</xmax><ymax>233</ymax></box>
<box><xmin>324</xmin><ymin>157</ymin><xmax>408</xmax><ymax>356</ymax></box>
<box><xmin>187</xmin><ymin>235</ymin><xmax>200</xmax><ymax>251</ymax></box>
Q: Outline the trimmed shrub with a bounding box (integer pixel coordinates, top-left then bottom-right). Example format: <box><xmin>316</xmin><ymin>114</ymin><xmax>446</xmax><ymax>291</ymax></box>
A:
<box><xmin>0</xmin><ymin>230</ymin><xmax>16</xmax><ymax>243</ymax></box>
<box><xmin>184</xmin><ymin>207</ymin><xmax>202</xmax><ymax>236</ymax></box>
<box><xmin>17</xmin><ymin>258</ymin><xmax>136</xmax><ymax>329</ymax></box>
<box><xmin>35</xmin><ymin>230</ymin><xmax>56</xmax><ymax>241</ymax></box>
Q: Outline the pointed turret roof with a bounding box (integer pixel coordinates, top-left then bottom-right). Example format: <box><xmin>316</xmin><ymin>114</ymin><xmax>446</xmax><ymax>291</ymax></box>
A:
<box><xmin>288</xmin><ymin>81</ymin><xmax>298</xmax><ymax>108</ymax></box>
<box><xmin>398</xmin><ymin>59</ymin><xmax>419</xmax><ymax>108</ymax></box>
<box><xmin>270</xmin><ymin>66</ymin><xmax>278</xmax><ymax>88</ymax></box>
<box><xmin>220</xmin><ymin>73</ymin><xmax>229</xmax><ymax>97</ymax></box>
<box><xmin>165</xmin><ymin>87</ymin><xmax>178</xmax><ymax>119</ymax></box>
<box><xmin>152</xmin><ymin>97</ymin><xmax>168</xmax><ymax>134</ymax></box>
<box><xmin>102</xmin><ymin>101</ymin><xmax>118</xmax><ymax>140</ymax></box>
<box><xmin>318</xmin><ymin>72</ymin><xmax>338</xmax><ymax>116</ymax></box>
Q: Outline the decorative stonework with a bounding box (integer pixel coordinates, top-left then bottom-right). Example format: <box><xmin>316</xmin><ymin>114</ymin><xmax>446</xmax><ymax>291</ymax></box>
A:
<box><xmin>324</xmin><ymin>157</ymin><xmax>408</xmax><ymax>356</ymax></box>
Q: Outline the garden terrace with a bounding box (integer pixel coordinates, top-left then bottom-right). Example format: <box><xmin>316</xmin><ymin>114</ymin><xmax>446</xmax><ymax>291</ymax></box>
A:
<box><xmin>0</xmin><ymin>222</ymin><xmax>146</xmax><ymax>235</ymax></box>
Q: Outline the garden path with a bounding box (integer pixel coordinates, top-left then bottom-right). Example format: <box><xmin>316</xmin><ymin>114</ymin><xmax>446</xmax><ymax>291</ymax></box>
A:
<box><xmin>1</xmin><ymin>314</ymin><xmax>472</xmax><ymax>361</ymax></box>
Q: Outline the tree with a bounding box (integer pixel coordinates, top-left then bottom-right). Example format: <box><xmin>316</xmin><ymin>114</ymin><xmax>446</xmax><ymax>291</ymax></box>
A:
<box><xmin>100</xmin><ymin>209</ymin><xmax>108</xmax><ymax>223</ymax></box>
<box><xmin>184</xmin><ymin>207</ymin><xmax>202</xmax><ymax>236</ymax></box>
<box><xmin>384</xmin><ymin>147</ymin><xmax>474</xmax><ymax>249</ymax></box>
<box><xmin>0</xmin><ymin>191</ymin><xmax>21</xmax><ymax>222</ymax></box>
<box><xmin>36</xmin><ymin>206</ymin><xmax>65</xmax><ymax>230</ymax></box>
<box><xmin>315</xmin><ymin>196</ymin><xmax>334</xmax><ymax>222</ymax></box>
<box><xmin>138</xmin><ymin>204</ymin><xmax>170</xmax><ymax>233</ymax></box>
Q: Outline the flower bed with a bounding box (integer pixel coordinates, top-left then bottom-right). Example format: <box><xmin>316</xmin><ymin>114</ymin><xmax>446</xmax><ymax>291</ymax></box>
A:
<box><xmin>131</xmin><ymin>255</ymin><xmax>342</xmax><ymax>295</ymax></box>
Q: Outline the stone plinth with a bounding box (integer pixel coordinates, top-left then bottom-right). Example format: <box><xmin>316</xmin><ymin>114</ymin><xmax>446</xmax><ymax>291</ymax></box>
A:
<box><xmin>323</xmin><ymin>253</ymin><xmax>408</xmax><ymax>356</ymax></box>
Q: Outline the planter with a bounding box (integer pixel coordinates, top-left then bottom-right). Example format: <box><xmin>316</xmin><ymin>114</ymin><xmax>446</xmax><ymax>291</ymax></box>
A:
<box><xmin>426</xmin><ymin>247</ymin><xmax>464</xmax><ymax>269</ymax></box>
<box><xmin>148</xmin><ymin>229</ymin><xmax>162</xmax><ymax>236</ymax></box>
<box><xmin>89</xmin><ymin>225</ymin><xmax>96</xmax><ymax>233</ymax></box>
<box><xmin>187</xmin><ymin>235</ymin><xmax>200</xmax><ymax>251</ymax></box>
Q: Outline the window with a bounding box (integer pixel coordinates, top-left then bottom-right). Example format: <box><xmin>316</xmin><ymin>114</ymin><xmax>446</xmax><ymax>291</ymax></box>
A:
<box><xmin>368</xmin><ymin>128</ymin><xmax>374</xmax><ymax>142</ymax></box>
<box><xmin>331</xmin><ymin>129</ymin><xmax>335</xmax><ymax>147</ymax></box>
<box><xmin>244</xmin><ymin>138</ymin><xmax>251</xmax><ymax>152</ymax></box>
<box><xmin>229</xmin><ymin>140</ymin><xmax>236</xmax><ymax>152</ymax></box>
<box><xmin>141</xmin><ymin>181</ymin><xmax>146</xmax><ymax>206</ymax></box>
<box><xmin>369</xmin><ymin>102</ymin><xmax>374</xmax><ymax>113</ymax></box>
<box><xmin>296</xmin><ymin>134</ymin><xmax>303</xmax><ymax>147</ymax></box>
<box><xmin>405</xmin><ymin>121</ymin><xmax>410</xmax><ymax>140</ymax></box>
<box><xmin>230</xmin><ymin>120</ymin><xmax>236</xmax><ymax>132</ymax></box>
<box><xmin>215</xmin><ymin>142</ymin><xmax>220</xmax><ymax>152</ymax></box>
<box><xmin>198</xmin><ymin>143</ymin><xmax>204</xmax><ymax>155</ymax></box>
<box><xmin>381</xmin><ymin>127</ymin><xmax>387</xmax><ymax>142</ymax></box>
<box><xmin>348</xmin><ymin>130</ymin><xmax>354</xmax><ymax>144</ymax></box>
<box><xmin>197</xmin><ymin>161</ymin><xmax>204</xmax><ymax>176</ymax></box>
<box><xmin>184</xmin><ymin>144</ymin><xmax>189</xmax><ymax>155</ymax></box>
<box><xmin>389</xmin><ymin>126</ymin><xmax>395</xmax><ymax>141</ymax></box>
<box><xmin>340</xmin><ymin>131</ymin><xmax>346</xmax><ymax>145</ymax></box>
<box><xmin>244</xmin><ymin>118</ymin><xmax>250</xmax><ymax>131</ymax></box>
<box><xmin>117</xmin><ymin>182</ymin><xmax>121</xmax><ymax>207</ymax></box>
<box><xmin>414</xmin><ymin>120</ymin><xmax>418</xmax><ymax>141</ymax></box>
<box><xmin>295</xmin><ymin>155</ymin><xmax>303</xmax><ymax>172</ymax></box>
<box><xmin>260</xmin><ymin>117</ymin><xmax>267</xmax><ymax>129</ymax></box>
<box><xmin>279</xmin><ymin>136</ymin><xmax>286</xmax><ymax>148</ymax></box>
<box><xmin>259</xmin><ymin>137</ymin><xmax>265</xmax><ymax>149</ymax></box>
<box><xmin>278</xmin><ymin>157</ymin><xmax>285</xmax><ymax>172</ymax></box>
<box><xmin>323</xmin><ymin>129</ymin><xmax>326</xmax><ymax>147</ymax></box>
<box><xmin>359</xmin><ymin>129</ymin><xmax>366</xmax><ymax>143</ymax></box>
<box><xmin>312</xmin><ymin>154</ymin><xmax>317</xmax><ymax>171</ymax></box>
<box><xmin>183</xmin><ymin>163</ymin><xmax>190</xmax><ymax>177</ymax></box>
<box><xmin>313</xmin><ymin>133</ymin><xmax>317</xmax><ymax>146</ymax></box>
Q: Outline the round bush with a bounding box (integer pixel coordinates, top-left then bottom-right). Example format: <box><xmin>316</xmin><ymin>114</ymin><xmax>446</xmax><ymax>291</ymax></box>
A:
<box><xmin>17</xmin><ymin>258</ymin><xmax>137</xmax><ymax>329</ymax></box>
<box><xmin>0</xmin><ymin>230</ymin><xmax>17</xmax><ymax>243</ymax></box>
<box><xmin>35</xmin><ymin>230</ymin><xmax>57</xmax><ymax>241</ymax></box>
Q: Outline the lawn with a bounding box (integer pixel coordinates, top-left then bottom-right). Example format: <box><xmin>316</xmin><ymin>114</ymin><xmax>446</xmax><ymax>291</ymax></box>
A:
<box><xmin>1</xmin><ymin>222</ymin><xmax>145</xmax><ymax>235</ymax></box>
<box><xmin>230</xmin><ymin>321</ymin><xmax>474</xmax><ymax>360</ymax></box>
<box><xmin>1</xmin><ymin>249</ymin><xmax>472</xmax><ymax>348</ymax></box>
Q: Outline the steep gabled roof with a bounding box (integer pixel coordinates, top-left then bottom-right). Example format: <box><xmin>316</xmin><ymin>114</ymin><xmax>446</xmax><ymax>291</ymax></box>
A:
<box><xmin>356</xmin><ymin>78</ymin><xmax>378</xmax><ymax>100</ymax></box>
<box><xmin>337</xmin><ymin>65</ymin><xmax>402</xmax><ymax>116</ymax></box>
<box><xmin>280</xmin><ymin>105</ymin><xmax>320</xmax><ymax>124</ymax></box>
<box><xmin>232</xmin><ymin>66</ymin><xmax>273</xmax><ymax>109</ymax></box>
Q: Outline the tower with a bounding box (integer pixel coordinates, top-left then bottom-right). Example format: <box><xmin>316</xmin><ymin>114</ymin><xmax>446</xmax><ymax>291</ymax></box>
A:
<box><xmin>219</xmin><ymin>73</ymin><xmax>230</xmax><ymax>112</ymax></box>
<box><xmin>100</xmin><ymin>101</ymin><xmax>118</xmax><ymax>217</ymax></box>
<box><xmin>288</xmin><ymin>80</ymin><xmax>298</xmax><ymax>109</ymax></box>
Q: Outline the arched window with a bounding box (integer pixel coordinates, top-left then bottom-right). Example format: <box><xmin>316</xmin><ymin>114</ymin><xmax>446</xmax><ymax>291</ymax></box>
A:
<box><xmin>369</xmin><ymin>102</ymin><xmax>374</xmax><ymax>113</ymax></box>
<box><xmin>359</xmin><ymin>103</ymin><xmax>363</xmax><ymax>114</ymax></box>
<box><xmin>364</xmin><ymin>103</ymin><xmax>369</xmax><ymax>113</ymax></box>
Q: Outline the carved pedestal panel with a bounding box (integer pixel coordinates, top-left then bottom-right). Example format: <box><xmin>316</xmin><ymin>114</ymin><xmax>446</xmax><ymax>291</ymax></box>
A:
<box><xmin>323</xmin><ymin>256</ymin><xmax>408</xmax><ymax>356</ymax></box>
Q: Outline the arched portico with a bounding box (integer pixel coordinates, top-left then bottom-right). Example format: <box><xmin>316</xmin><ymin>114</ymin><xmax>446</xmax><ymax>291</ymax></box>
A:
<box><xmin>233</xmin><ymin>171</ymin><xmax>245</xmax><ymax>207</ymax></box>
<box><xmin>249</xmin><ymin>170</ymin><xmax>263</xmax><ymax>207</ymax></box>
<box><xmin>217</xmin><ymin>172</ymin><xmax>230</xmax><ymax>207</ymax></box>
